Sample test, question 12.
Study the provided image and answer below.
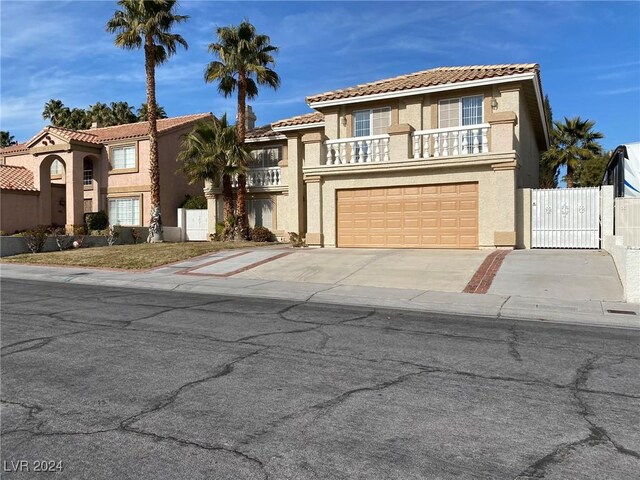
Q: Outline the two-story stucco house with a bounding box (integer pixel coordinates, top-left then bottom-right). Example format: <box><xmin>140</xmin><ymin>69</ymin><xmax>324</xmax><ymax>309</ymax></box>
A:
<box><xmin>209</xmin><ymin>63</ymin><xmax>548</xmax><ymax>250</ymax></box>
<box><xmin>0</xmin><ymin>113</ymin><xmax>212</xmax><ymax>234</ymax></box>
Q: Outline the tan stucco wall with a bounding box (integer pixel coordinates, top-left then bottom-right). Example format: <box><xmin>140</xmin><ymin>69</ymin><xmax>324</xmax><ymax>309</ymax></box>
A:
<box><xmin>517</xmin><ymin>98</ymin><xmax>541</xmax><ymax>187</ymax></box>
<box><xmin>304</xmin><ymin>157</ymin><xmax>517</xmax><ymax>249</ymax></box>
<box><xmin>158</xmin><ymin>127</ymin><xmax>205</xmax><ymax>227</ymax></box>
<box><xmin>0</xmin><ymin>190</ymin><xmax>40</xmax><ymax>234</ymax></box>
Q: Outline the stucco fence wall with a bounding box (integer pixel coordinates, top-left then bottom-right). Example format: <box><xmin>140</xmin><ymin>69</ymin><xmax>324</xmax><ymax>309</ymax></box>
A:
<box><xmin>0</xmin><ymin>226</ymin><xmax>183</xmax><ymax>257</ymax></box>
<box><xmin>0</xmin><ymin>190</ymin><xmax>40</xmax><ymax>235</ymax></box>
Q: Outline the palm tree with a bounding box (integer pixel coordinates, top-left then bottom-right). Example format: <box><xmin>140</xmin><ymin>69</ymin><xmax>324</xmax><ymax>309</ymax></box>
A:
<box><xmin>111</xmin><ymin>101</ymin><xmax>138</xmax><ymax>124</ymax></box>
<box><xmin>177</xmin><ymin>114</ymin><xmax>250</xmax><ymax>239</ymax></box>
<box><xmin>0</xmin><ymin>130</ymin><xmax>18</xmax><ymax>148</ymax></box>
<box><xmin>137</xmin><ymin>102</ymin><xmax>167</xmax><ymax>121</ymax></box>
<box><xmin>0</xmin><ymin>131</ymin><xmax>17</xmax><ymax>148</ymax></box>
<box><xmin>542</xmin><ymin>116</ymin><xmax>604</xmax><ymax>188</ymax></box>
<box><xmin>88</xmin><ymin>102</ymin><xmax>115</xmax><ymax>126</ymax></box>
<box><xmin>64</xmin><ymin>108</ymin><xmax>90</xmax><ymax>130</ymax></box>
<box><xmin>107</xmin><ymin>0</ymin><xmax>188</xmax><ymax>242</ymax></box>
<box><xmin>42</xmin><ymin>99</ymin><xmax>70</xmax><ymax>127</ymax></box>
<box><xmin>205</xmin><ymin>20</ymin><xmax>280</xmax><ymax>239</ymax></box>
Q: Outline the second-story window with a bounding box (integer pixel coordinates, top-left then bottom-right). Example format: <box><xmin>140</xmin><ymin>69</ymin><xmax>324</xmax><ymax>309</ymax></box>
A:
<box><xmin>251</xmin><ymin>146</ymin><xmax>281</xmax><ymax>168</ymax></box>
<box><xmin>439</xmin><ymin>95</ymin><xmax>483</xmax><ymax>128</ymax></box>
<box><xmin>111</xmin><ymin>145</ymin><xmax>136</xmax><ymax>170</ymax></box>
<box><xmin>353</xmin><ymin>107</ymin><xmax>391</xmax><ymax>137</ymax></box>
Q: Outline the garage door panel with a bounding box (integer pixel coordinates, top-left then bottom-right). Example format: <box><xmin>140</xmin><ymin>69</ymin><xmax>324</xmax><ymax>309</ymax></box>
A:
<box><xmin>337</xmin><ymin>183</ymin><xmax>478</xmax><ymax>248</ymax></box>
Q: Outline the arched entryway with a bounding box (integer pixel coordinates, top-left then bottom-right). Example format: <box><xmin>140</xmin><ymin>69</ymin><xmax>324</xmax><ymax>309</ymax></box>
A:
<box><xmin>39</xmin><ymin>155</ymin><xmax>67</xmax><ymax>228</ymax></box>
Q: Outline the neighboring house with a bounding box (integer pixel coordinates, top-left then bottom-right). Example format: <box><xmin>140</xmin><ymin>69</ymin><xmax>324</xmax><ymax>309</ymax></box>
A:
<box><xmin>0</xmin><ymin>113</ymin><xmax>212</xmax><ymax>234</ymax></box>
<box><xmin>207</xmin><ymin>63</ymin><xmax>549</xmax><ymax>249</ymax></box>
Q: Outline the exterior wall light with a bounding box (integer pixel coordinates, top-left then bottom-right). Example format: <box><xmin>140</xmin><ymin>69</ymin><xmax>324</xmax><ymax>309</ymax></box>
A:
<box><xmin>491</xmin><ymin>98</ymin><xmax>499</xmax><ymax>110</ymax></box>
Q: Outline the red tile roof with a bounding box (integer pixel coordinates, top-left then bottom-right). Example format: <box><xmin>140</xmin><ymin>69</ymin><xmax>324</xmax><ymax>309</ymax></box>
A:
<box><xmin>0</xmin><ymin>143</ymin><xmax>29</xmax><ymax>155</ymax></box>
<box><xmin>245</xmin><ymin>125</ymin><xmax>282</xmax><ymax>140</ymax></box>
<box><xmin>272</xmin><ymin>112</ymin><xmax>324</xmax><ymax>128</ymax></box>
<box><xmin>307</xmin><ymin>64</ymin><xmax>540</xmax><ymax>103</ymax></box>
<box><xmin>1</xmin><ymin>113</ymin><xmax>214</xmax><ymax>156</ymax></box>
<box><xmin>0</xmin><ymin>165</ymin><xmax>38</xmax><ymax>191</ymax></box>
<box><xmin>80</xmin><ymin>112</ymin><xmax>213</xmax><ymax>142</ymax></box>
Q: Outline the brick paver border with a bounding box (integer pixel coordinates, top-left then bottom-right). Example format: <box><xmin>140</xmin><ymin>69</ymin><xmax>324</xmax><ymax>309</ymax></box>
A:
<box><xmin>463</xmin><ymin>250</ymin><xmax>511</xmax><ymax>294</ymax></box>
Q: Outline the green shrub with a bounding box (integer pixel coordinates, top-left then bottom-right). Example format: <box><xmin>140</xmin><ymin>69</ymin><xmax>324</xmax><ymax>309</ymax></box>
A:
<box><xmin>180</xmin><ymin>195</ymin><xmax>207</xmax><ymax>209</ymax></box>
<box><xmin>131</xmin><ymin>228</ymin><xmax>141</xmax><ymax>244</ymax></box>
<box><xmin>104</xmin><ymin>225</ymin><xmax>120</xmax><ymax>246</ymax></box>
<box><xmin>21</xmin><ymin>225</ymin><xmax>49</xmax><ymax>253</ymax></box>
<box><xmin>72</xmin><ymin>224</ymin><xmax>87</xmax><ymax>235</ymax></box>
<box><xmin>0</xmin><ymin>230</ymin><xmax>6</xmax><ymax>237</ymax></box>
<box><xmin>250</xmin><ymin>226</ymin><xmax>275</xmax><ymax>242</ymax></box>
<box><xmin>85</xmin><ymin>211</ymin><xmax>109</xmax><ymax>230</ymax></box>
<box><xmin>50</xmin><ymin>227</ymin><xmax>72</xmax><ymax>251</ymax></box>
<box><xmin>288</xmin><ymin>232</ymin><xmax>306</xmax><ymax>248</ymax></box>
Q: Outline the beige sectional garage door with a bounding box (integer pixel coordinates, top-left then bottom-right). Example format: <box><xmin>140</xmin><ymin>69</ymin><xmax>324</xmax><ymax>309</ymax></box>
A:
<box><xmin>337</xmin><ymin>183</ymin><xmax>478</xmax><ymax>248</ymax></box>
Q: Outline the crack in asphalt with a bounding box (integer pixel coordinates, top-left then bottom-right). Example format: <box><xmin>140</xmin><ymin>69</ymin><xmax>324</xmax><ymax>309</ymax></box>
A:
<box><xmin>123</xmin><ymin>428</ymin><xmax>269</xmax><ymax>479</ymax></box>
<box><xmin>508</xmin><ymin>324</ymin><xmax>523</xmax><ymax>362</ymax></box>
<box><xmin>309</xmin><ymin>370</ymin><xmax>431</xmax><ymax>424</ymax></box>
<box><xmin>515</xmin><ymin>355</ymin><xmax>640</xmax><ymax>478</ymax></box>
<box><xmin>121</xmin><ymin>348</ymin><xmax>266</xmax><ymax>430</ymax></box>
<box><xmin>1</xmin><ymin>328</ymin><xmax>105</xmax><ymax>357</ymax></box>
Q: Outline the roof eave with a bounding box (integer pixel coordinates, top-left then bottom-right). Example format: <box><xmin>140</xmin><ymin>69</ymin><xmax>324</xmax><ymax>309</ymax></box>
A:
<box><xmin>307</xmin><ymin>73</ymin><xmax>538</xmax><ymax>108</ymax></box>
<box><xmin>272</xmin><ymin>122</ymin><xmax>325</xmax><ymax>133</ymax></box>
<box><xmin>246</xmin><ymin>134</ymin><xmax>288</xmax><ymax>143</ymax></box>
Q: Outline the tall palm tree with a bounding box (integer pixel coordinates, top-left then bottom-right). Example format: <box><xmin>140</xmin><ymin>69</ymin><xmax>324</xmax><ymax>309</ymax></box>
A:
<box><xmin>111</xmin><ymin>101</ymin><xmax>138</xmax><ymax>124</ymax></box>
<box><xmin>0</xmin><ymin>131</ymin><xmax>17</xmax><ymax>148</ymax></box>
<box><xmin>64</xmin><ymin>108</ymin><xmax>90</xmax><ymax>130</ymax></box>
<box><xmin>88</xmin><ymin>102</ymin><xmax>115</xmax><ymax>126</ymax></box>
<box><xmin>177</xmin><ymin>114</ymin><xmax>250</xmax><ymax>239</ymax></box>
<box><xmin>42</xmin><ymin>99</ymin><xmax>70</xmax><ymax>127</ymax></box>
<box><xmin>542</xmin><ymin>116</ymin><xmax>604</xmax><ymax>188</ymax></box>
<box><xmin>205</xmin><ymin>20</ymin><xmax>280</xmax><ymax>239</ymax></box>
<box><xmin>137</xmin><ymin>102</ymin><xmax>168</xmax><ymax>121</ymax></box>
<box><xmin>107</xmin><ymin>0</ymin><xmax>188</xmax><ymax>242</ymax></box>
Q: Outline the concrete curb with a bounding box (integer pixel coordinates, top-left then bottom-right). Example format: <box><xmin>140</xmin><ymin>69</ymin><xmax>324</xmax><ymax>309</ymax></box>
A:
<box><xmin>2</xmin><ymin>264</ymin><xmax>638</xmax><ymax>330</ymax></box>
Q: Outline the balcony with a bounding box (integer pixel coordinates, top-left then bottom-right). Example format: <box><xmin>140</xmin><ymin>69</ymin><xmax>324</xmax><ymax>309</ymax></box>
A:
<box><xmin>232</xmin><ymin>166</ymin><xmax>282</xmax><ymax>188</ymax></box>
<box><xmin>412</xmin><ymin>124</ymin><xmax>489</xmax><ymax>159</ymax></box>
<box><xmin>325</xmin><ymin>134</ymin><xmax>390</xmax><ymax>165</ymax></box>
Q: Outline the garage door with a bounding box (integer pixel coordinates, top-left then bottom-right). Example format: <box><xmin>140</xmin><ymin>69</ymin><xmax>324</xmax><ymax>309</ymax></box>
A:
<box><xmin>337</xmin><ymin>183</ymin><xmax>478</xmax><ymax>248</ymax></box>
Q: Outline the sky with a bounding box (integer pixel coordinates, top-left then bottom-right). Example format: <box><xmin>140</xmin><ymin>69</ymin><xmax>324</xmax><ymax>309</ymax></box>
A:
<box><xmin>1</xmin><ymin>0</ymin><xmax>639</xmax><ymax>151</ymax></box>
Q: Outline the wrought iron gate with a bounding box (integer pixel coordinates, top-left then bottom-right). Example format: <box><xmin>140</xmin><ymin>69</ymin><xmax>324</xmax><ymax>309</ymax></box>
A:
<box><xmin>531</xmin><ymin>187</ymin><xmax>600</xmax><ymax>249</ymax></box>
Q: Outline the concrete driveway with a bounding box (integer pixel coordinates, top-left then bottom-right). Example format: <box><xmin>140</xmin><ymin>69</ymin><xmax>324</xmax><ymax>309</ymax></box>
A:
<box><xmin>234</xmin><ymin>248</ymin><xmax>491</xmax><ymax>292</ymax></box>
<box><xmin>234</xmin><ymin>247</ymin><xmax>624</xmax><ymax>302</ymax></box>
<box><xmin>489</xmin><ymin>249</ymin><xmax>624</xmax><ymax>302</ymax></box>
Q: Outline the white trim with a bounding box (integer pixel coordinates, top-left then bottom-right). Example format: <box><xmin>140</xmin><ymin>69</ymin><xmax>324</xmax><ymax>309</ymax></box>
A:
<box><xmin>414</xmin><ymin>123</ymin><xmax>490</xmax><ymax>135</ymax></box>
<box><xmin>307</xmin><ymin>73</ymin><xmax>537</xmax><ymax>108</ymax></box>
<box><xmin>245</xmin><ymin>134</ymin><xmax>287</xmax><ymax>143</ymax></box>
<box><xmin>326</xmin><ymin>133</ymin><xmax>389</xmax><ymax>145</ymax></box>
<box><xmin>272</xmin><ymin>122</ymin><xmax>325</xmax><ymax>133</ymax></box>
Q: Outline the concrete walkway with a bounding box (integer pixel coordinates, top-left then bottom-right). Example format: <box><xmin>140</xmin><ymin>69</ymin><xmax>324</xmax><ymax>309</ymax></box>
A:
<box><xmin>1</xmin><ymin>246</ymin><xmax>637</xmax><ymax>329</ymax></box>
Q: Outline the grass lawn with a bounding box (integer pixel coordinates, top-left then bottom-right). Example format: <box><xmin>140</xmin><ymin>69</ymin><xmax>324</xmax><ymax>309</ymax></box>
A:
<box><xmin>1</xmin><ymin>241</ymin><xmax>270</xmax><ymax>270</ymax></box>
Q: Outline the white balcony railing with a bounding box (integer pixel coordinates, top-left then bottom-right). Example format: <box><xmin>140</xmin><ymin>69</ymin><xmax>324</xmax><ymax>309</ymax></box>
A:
<box><xmin>325</xmin><ymin>134</ymin><xmax>389</xmax><ymax>165</ymax></box>
<box><xmin>413</xmin><ymin>124</ymin><xmax>489</xmax><ymax>159</ymax></box>
<box><xmin>232</xmin><ymin>166</ymin><xmax>282</xmax><ymax>188</ymax></box>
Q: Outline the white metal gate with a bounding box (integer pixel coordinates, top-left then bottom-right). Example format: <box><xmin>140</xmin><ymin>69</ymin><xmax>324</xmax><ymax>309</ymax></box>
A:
<box><xmin>531</xmin><ymin>187</ymin><xmax>600</xmax><ymax>248</ymax></box>
<box><xmin>185</xmin><ymin>209</ymin><xmax>208</xmax><ymax>241</ymax></box>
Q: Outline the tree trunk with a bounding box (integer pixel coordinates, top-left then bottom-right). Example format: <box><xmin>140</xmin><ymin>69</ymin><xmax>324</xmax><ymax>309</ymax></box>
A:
<box><xmin>145</xmin><ymin>37</ymin><xmax>163</xmax><ymax>243</ymax></box>
<box><xmin>566</xmin><ymin>165</ymin><xmax>574</xmax><ymax>188</ymax></box>
<box><xmin>235</xmin><ymin>73</ymin><xmax>249</xmax><ymax>240</ymax></box>
<box><xmin>222</xmin><ymin>173</ymin><xmax>234</xmax><ymax>240</ymax></box>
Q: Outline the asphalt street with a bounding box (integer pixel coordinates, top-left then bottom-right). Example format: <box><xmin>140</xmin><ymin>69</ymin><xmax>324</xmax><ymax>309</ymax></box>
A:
<box><xmin>1</xmin><ymin>278</ymin><xmax>639</xmax><ymax>479</ymax></box>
